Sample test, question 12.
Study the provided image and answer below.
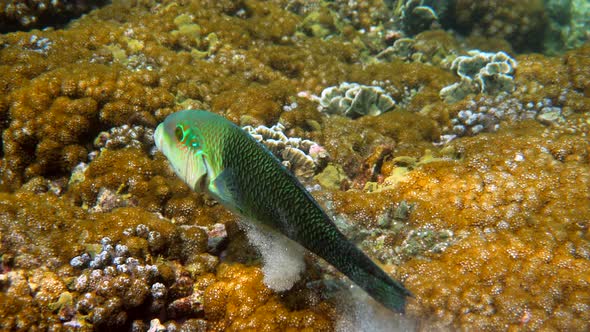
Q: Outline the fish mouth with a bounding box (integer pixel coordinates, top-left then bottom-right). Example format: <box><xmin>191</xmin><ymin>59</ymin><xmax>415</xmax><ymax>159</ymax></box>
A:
<box><xmin>154</xmin><ymin>123</ymin><xmax>164</xmax><ymax>152</ymax></box>
<box><xmin>153</xmin><ymin>121</ymin><xmax>211</xmax><ymax>193</ymax></box>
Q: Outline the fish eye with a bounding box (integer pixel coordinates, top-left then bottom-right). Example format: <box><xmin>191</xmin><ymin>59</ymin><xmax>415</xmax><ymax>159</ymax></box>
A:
<box><xmin>174</xmin><ymin>126</ymin><xmax>184</xmax><ymax>141</ymax></box>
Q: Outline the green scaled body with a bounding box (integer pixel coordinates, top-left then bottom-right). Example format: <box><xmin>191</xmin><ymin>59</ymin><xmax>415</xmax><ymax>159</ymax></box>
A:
<box><xmin>154</xmin><ymin>109</ymin><xmax>411</xmax><ymax>312</ymax></box>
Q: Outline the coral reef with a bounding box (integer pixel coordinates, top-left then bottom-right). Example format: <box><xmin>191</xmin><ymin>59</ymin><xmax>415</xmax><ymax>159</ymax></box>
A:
<box><xmin>298</xmin><ymin>4</ymin><xmax>343</xmax><ymax>39</ymax></box>
<box><xmin>329</xmin><ymin>0</ymin><xmax>391</xmax><ymax>31</ymax></box>
<box><xmin>201</xmin><ymin>263</ymin><xmax>333</xmax><ymax>331</ymax></box>
<box><xmin>69</xmin><ymin>235</ymin><xmax>161</xmax><ymax>329</ymax></box>
<box><xmin>376</xmin><ymin>30</ymin><xmax>460</xmax><ymax>67</ymax></box>
<box><xmin>319</xmin><ymin>82</ymin><xmax>396</xmax><ymax>118</ymax></box>
<box><xmin>395</xmin><ymin>130</ymin><xmax>590</xmax><ymax>330</ymax></box>
<box><xmin>394</xmin><ymin>0</ymin><xmax>442</xmax><ymax>36</ymax></box>
<box><xmin>93</xmin><ymin>124</ymin><xmax>156</xmax><ymax>155</ymax></box>
<box><xmin>544</xmin><ymin>0</ymin><xmax>590</xmax><ymax>54</ymax></box>
<box><xmin>331</xmin><ymin>199</ymin><xmax>456</xmax><ymax>266</ymax></box>
<box><xmin>314</xmin><ymin>163</ymin><xmax>350</xmax><ymax>190</ymax></box>
<box><xmin>325</xmin><ymin>126</ymin><xmax>590</xmax><ymax>330</ymax></box>
<box><xmin>449</xmin><ymin>0</ymin><xmax>547</xmax><ymax>52</ymax></box>
<box><xmin>0</xmin><ymin>0</ymin><xmax>109</xmax><ymax>32</ymax></box>
<box><xmin>392</xmin><ymin>0</ymin><xmax>588</xmax><ymax>54</ymax></box>
<box><xmin>0</xmin><ymin>62</ymin><xmax>175</xmax><ymax>189</ymax></box>
<box><xmin>444</xmin><ymin>93</ymin><xmax>567</xmax><ymax>140</ymax></box>
<box><xmin>440</xmin><ymin>50</ymin><xmax>517</xmax><ymax>103</ymax></box>
<box><xmin>0</xmin><ymin>0</ymin><xmax>589</xmax><ymax>330</ymax></box>
<box><xmin>243</xmin><ymin>122</ymin><xmax>328</xmax><ymax>180</ymax></box>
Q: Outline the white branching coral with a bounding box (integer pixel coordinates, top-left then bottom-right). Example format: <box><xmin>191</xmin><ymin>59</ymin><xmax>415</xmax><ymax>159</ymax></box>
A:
<box><xmin>318</xmin><ymin>82</ymin><xmax>396</xmax><ymax>118</ymax></box>
<box><xmin>243</xmin><ymin>123</ymin><xmax>328</xmax><ymax>180</ymax></box>
<box><xmin>440</xmin><ymin>50</ymin><xmax>517</xmax><ymax>103</ymax></box>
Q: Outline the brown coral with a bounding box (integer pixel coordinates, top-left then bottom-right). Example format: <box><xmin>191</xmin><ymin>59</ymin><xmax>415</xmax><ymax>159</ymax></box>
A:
<box><xmin>202</xmin><ymin>263</ymin><xmax>333</xmax><ymax>331</ymax></box>
<box><xmin>362</xmin><ymin>126</ymin><xmax>588</xmax><ymax>330</ymax></box>
<box><xmin>0</xmin><ymin>63</ymin><xmax>176</xmax><ymax>189</ymax></box>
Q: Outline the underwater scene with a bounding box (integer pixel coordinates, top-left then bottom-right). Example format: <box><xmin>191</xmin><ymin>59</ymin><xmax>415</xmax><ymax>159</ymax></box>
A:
<box><xmin>0</xmin><ymin>0</ymin><xmax>589</xmax><ymax>331</ymax></box>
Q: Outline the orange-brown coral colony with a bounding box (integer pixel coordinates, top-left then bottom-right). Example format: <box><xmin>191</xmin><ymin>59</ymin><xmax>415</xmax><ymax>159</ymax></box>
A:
<box><xmin>0</xmin><ymin>0</ymin><xmax>589</xmax><ymax>331</ymax></box>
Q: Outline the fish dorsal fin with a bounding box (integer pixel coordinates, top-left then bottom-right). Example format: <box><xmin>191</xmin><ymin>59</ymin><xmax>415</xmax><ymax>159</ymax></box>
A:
<box><xmin>210</xmin><ymin>168</ymin><xmax>244</xmax><ymax>214</ymax></box>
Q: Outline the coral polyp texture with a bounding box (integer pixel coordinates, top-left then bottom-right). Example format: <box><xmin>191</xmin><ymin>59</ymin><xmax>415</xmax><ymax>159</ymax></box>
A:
<box><xmin>0</xmin><ymin>0</ymin><xmax>589</xmax><ymax>330</ymax></box>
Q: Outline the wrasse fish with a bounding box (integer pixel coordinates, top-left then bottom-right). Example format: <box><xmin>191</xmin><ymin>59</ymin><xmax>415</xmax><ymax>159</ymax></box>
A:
<box><xmin>154</xmin><ymin>109</ymin><xmax>411</xmax><ymax>312</ymax></box>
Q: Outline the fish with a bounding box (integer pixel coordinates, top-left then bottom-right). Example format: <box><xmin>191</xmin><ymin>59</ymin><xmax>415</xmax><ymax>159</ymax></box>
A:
<box><xmin>154</xmin><ymin>109</ymin><xmax>411</xmax><ymax>312</ymax></box>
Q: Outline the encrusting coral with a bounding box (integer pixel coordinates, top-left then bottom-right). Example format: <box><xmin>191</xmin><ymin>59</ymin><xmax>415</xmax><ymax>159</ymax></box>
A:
<box><xmin>201</xmin><ymin>263</ymin><xmax>334</xmax><ymax>331</ymax></box>
<box><xmin>0</xmin><ymin>0</ymin><xmax>589</xmax><ymax>330</ymax></box>
<box><xmin>394</xmin><ymin>129</ymin><xmax>590</xmax><ymax>330</ymax></box>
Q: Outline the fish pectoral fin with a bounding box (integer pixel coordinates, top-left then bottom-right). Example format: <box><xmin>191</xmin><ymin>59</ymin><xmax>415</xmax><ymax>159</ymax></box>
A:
<box><xmin>209</xmin><ymin>168</ymin><xmax>244</xmax><ymax>214</ymax></box>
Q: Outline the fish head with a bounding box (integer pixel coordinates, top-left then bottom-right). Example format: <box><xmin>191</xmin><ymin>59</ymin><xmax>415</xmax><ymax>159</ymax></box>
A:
<box><xmin>154</xmin><ymin>110</ymin><xmax>212</xmax><ymax>192</ymax></box>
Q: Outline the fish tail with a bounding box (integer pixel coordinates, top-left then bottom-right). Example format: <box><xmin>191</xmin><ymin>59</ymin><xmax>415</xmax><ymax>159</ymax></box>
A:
<box><xmin>355</xmin><ymin>262</ymin><xmax>411</xmax><ymax>313</ymax></box>
<box><xmin>322</xmin><ymin>236</ymin><xmax>412</xmax><ymax>313</ymax></box>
